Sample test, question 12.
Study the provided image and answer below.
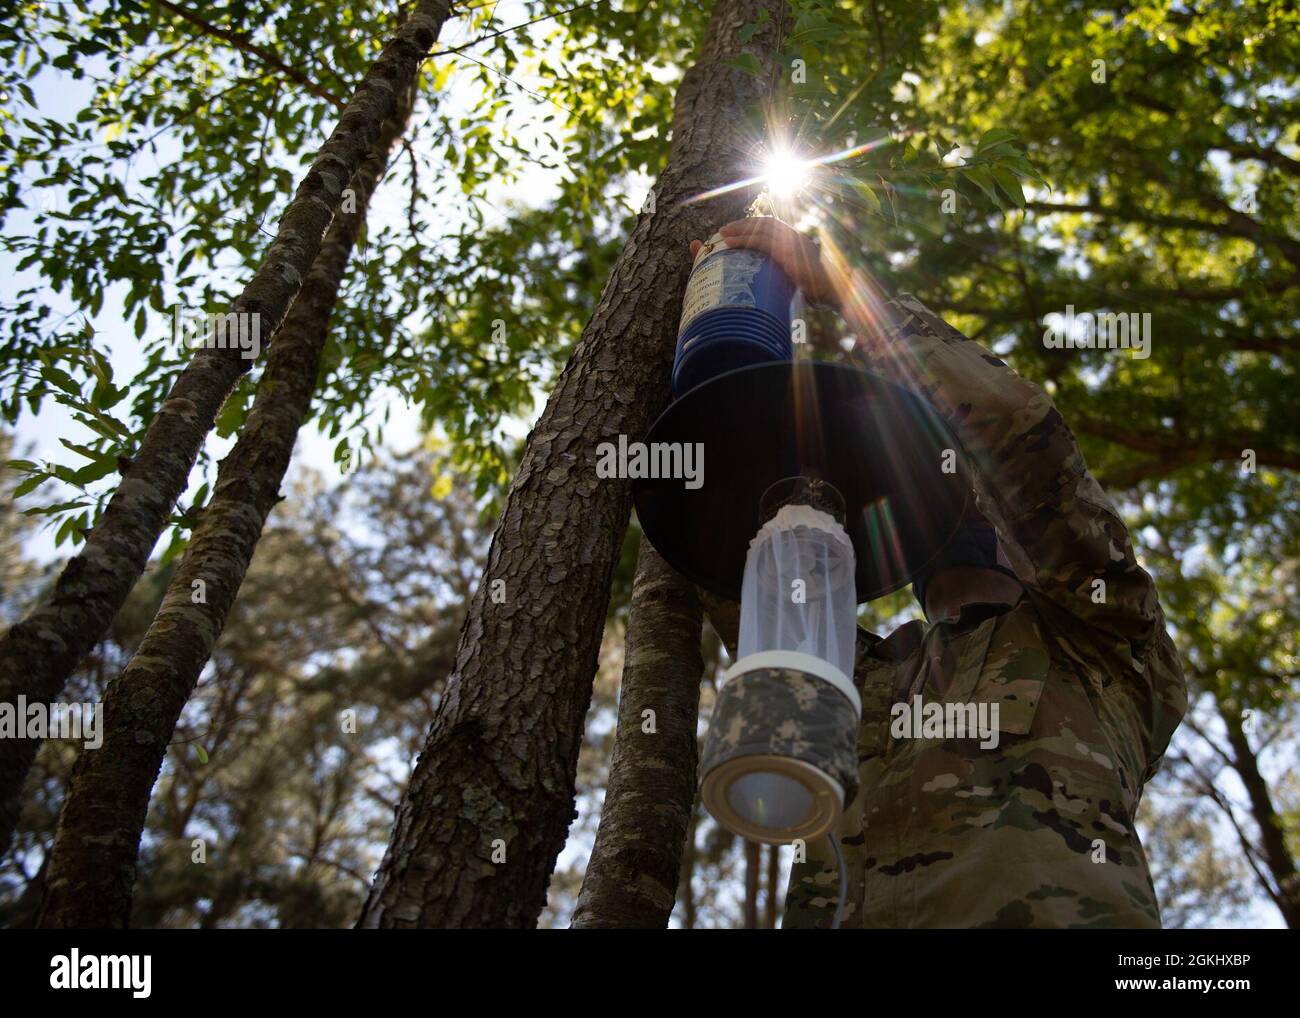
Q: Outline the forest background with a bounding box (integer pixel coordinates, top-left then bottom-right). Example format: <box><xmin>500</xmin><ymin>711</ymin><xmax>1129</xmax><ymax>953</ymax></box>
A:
<box><xmin>0</xmin><ymin>0</ymin><xmax>1296</xmax><ymax>928</ymax></box>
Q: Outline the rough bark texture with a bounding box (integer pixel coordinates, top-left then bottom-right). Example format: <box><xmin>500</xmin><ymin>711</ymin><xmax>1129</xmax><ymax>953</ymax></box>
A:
<box><xmin>0</xmin><ymin>0</ymin><xmax>453</xmax><ymax>857</ymax></box>
<box><xmin>1220</xmin><ymin>702</ymin><xmax>1300</xmax><ymax>927</ymax></box>
<box><xmin>570</xmin><ymin>540</ymin><xmax>704</xmax><ymax>928</ymax></box>
<box><xmin>358</xmin><ymin>0</ymin><xmax>787</xmax><ymax>928</ymax></box>
<box><xmin>33</xmin><ymin>77</ymin><xmax>420</xmax><ymax>928</ymax></box>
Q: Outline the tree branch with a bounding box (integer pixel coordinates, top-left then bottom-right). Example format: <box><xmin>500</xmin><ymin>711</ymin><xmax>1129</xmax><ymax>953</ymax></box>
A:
<box><xmin>153</xmin><ymin>0</ymin><xmax>347</xmax><ymax>110</ymax></box>
<box><xmin>1074</xmin><ymin>415</ymin><xmax>1300</xmax><ymax>488</ymax></box>
<box><xmin>1216</xmin><ymin>141</ymin><xmax>1300</xmax><ymax>178</ymax></box>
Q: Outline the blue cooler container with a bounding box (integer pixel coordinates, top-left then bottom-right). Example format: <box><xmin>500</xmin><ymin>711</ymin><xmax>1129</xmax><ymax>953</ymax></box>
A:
<box><xmin>672</xmin><ymin>225</ymin><xmax>796</xmax><ymax>398</ymax></box>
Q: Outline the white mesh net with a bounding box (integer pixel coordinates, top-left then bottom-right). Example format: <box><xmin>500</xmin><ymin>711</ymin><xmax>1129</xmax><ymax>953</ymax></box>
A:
<box><xmin>737</xmin><ymin>505</ymin><xmax>857</xmax><ymax>681</ymax></box>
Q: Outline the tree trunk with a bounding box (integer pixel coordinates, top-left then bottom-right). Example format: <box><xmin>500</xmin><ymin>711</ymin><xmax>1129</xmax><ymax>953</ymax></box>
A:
<box><xmin>34</xmin><ymin>76</ymin><xmax>420</xmax><ymax>928</ymax></box>
<box><xmin>699</xmin><ymin>589</ymin><xmax>741</xmax><ymax>659</ymax></box>
<box><xmin>743</xmin><ymin>839</ymin><xmax>760</xmax><ymax>928</ymax></box>
<box><xmin>764</xmin><ymin>843</ymin><xmax>779</xmax><ymax>928</ymax></box>
<box><xmin>1219</xmin><ymin>701</ymin><xmax>1300</xmax><ymax>927</ymax></box>
<box><xmin>571</xmin><ymin>540</ymin><xmax>704</xmax><ymax>928</ymax></box>
<box><xmin>0</xmin><ymin>0</ymin><xmax>453</xmax><ymax>857</ymax></box>
<box><xmin>358</xmin><ymin>0</ymin><xmax>787</xmax><ymax>929</ymax></box>
<box><xmin>678</xmin><ymin>803</ymin><xmax>701</xmax><ymax>929</ymax></box>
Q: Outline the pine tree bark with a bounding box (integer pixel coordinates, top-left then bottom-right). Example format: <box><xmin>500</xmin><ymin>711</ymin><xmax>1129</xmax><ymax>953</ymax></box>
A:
<box><xmin>33</xmin><ymin>77</ymin><xmax>420</xmax><ymax>928</ymax></box>
<box><xmin>358</xmin><ymin>0</ymin><xmax>788</xmax><ymax>928</ymax></box>
<box><xmin>0</xmin><ymin>0</ymin><xmax>453</xmax><ymax>857</ymax></box>
<box><xmin>1219</xmin><ymin>701</ymin><xmax>1300</xmax><ymax>927</ymax></box>
<box><xmin>571</xmin><ymin>540</ymin><xmax>704</xmax><ymax>928</ymax></box>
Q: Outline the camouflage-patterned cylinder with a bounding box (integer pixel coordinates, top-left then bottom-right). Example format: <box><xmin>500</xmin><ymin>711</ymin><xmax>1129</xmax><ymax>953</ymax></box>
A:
<box><xmin>699</xmin><ymin>664</ymin><xmax>860</xmax><ymax>845</ymax></box>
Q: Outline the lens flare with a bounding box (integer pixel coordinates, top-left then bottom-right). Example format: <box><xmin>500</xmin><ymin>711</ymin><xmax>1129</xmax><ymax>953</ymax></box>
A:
<box><xmin>763</xmin><ymin>147</ymin><xmax>813</xmax><ymax>199</ymax></box>
<box><xmin>685</xmin><ymin>134</ymin><xmax>896</xmax><ymax>206</ymax></box>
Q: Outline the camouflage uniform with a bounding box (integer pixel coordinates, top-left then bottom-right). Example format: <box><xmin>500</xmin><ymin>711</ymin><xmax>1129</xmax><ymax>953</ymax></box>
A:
<box><xmin>782</xmin><ymin>294</ymin><xmax>1188</xmax><ymax>928</ymax></box>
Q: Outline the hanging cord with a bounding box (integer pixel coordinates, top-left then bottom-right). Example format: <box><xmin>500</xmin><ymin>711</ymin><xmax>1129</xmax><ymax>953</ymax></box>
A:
<box><xmin>827</xmin><ymin>832</ymin><xmax>848</xmax><ymax>929</ymax></box>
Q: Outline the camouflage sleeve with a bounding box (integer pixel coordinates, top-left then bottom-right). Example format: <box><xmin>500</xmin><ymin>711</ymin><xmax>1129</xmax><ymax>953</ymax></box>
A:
<box><xmin>851</xmin><ymin>293</ymin><xmax>1183</xmax><ymax>744</ymax></box>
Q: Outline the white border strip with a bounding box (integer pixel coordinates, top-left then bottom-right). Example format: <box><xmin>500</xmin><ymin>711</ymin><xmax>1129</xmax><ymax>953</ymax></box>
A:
<box><xmin>722</xmin><ymin>650</ymin><xmax>861</xmax><ymax>715</ymax></box>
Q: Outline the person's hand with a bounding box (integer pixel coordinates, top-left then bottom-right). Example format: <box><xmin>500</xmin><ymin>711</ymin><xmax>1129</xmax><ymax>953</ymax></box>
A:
<box><xmin>690</xmin><ymin>218</ymin><xmax>841</xmax><ymax>310</ymax></box>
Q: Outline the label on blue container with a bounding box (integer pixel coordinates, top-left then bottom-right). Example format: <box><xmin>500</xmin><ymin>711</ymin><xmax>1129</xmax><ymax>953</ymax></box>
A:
<box><xmin>678</xmin><ymin>235</ymin><xmax>766</xmax><ymax>338</ymax></box>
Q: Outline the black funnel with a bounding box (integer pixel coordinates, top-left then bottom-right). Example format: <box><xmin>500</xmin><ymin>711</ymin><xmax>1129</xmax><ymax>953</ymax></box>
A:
<box><xmin>633</xmin><ymin>360</ymin><xmax>970</xmax><ymax>603</ymax></box>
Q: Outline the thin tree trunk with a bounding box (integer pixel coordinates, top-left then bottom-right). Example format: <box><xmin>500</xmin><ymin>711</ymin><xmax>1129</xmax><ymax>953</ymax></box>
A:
<box><xmin>699</xmin><ymin>589</ymin><xmax>740</xmax><ymax>659</ymax></box>
<box><xmin>678</xmin><ymin>802</ymin><xmax>700</xmax><ymax>929</ymax></box>
<box><xmin>358</xmin><ymin>0</ymin><xmax>788</xmax><ymax>930</ymax></box>
<box><xmin>1219</xmin><ymin>701</ymin><xmax>1300</xmax><ymax>927</ymax></box>
<box><xmin>743</xmin><ymin>840</ymin><xmax>760</xmax><ymax>929</ymax></box>
<box><xmin>571</xmin><ymin>540</ymin><xmax>704</xmax><ymax>928</ymax></box>
<box><xmin>34</xmin><ymin>75</ymin><xmax>420</xmax><ymax>929</ymax></box>
<box><xmin>764</xmin><ymin>843</ymin><xmax>779</xmax><ymax>928</ymax></box>
<box><xmin>0</xmin><ymin>0</ymin><xmax>453</xmax><ymax>856</ymax></box>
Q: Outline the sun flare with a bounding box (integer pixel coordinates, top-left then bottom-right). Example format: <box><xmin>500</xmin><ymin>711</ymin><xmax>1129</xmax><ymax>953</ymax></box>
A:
<box><xmin>762</xmin><ymin>148</ymin><xmax>813</xmax><ymax>199</ymax></box>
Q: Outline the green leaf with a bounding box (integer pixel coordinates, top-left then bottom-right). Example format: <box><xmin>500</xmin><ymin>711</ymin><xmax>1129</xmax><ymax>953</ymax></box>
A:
<box><xmin>91</xmin><ymin>382</ymin><xmax>127</xmax><ymax>410</ymax></box>
<box><xmin>991</xmin><ymin>165</ymin><xmax>1026</xmax><ymax>207</ymax></box>
<box><xmin>13</xmin><ymin>473</ymin><xmax>52</xmax><ymax>498</ymax></box>
<box><xmin>88</xmin><ymin>349</ymin><xmax>113</xmax><ymax>386</ymax></box>
<box><xmin>54</xmin><ymin>513</ymin><xmax>80</xmax><ymax>547</ymax></box>
<box><xmin>976</xmin><ymin>128</ymin><xmax>1017</xmax><ymax>153</ymax></box>
<box><xmin>60</xmin><ymin>439</ymin><xmax>101</xmax><ymax>461</ymax></box>
<box><xmin>159</xmin><ymin>531</ymin><xmax>189</xmax><ymax>568</ymax></box>
<box><xmin>962</xmin><ymin>166</ymin><xmax>1004</xmax><ymax>209</ymax></box>
<box><xmin>853</xmin><ymin>180</ymin><xmax>883</xmax><ymax>217</ymax></box>
<box><xmin>40</xmin><ymin>364</ymin><xmax>81</xmax><ymax>396</ymax></box>
<box><xmin>727</xmin><ymin>53</ymin><xmax>761</xmax><ymax>76</ymax></box>
<box><xmin>215</xmin><ymin>392</ymin><xmax>249</xmax><ymax>438</ymax></box>
<box><xmin>80</xmin><ymin>411</ymin><xmax>130</xmax><ymax>441</ymax></box>
<box><xmin>70</xmin><ymin>454</ymin><xmax>119</xmax><ymax>485</ymax></box>
<box><xmin>22</xmin><ymin>499</ymin><xmax>89</xmax><ymax>517</ymax></box>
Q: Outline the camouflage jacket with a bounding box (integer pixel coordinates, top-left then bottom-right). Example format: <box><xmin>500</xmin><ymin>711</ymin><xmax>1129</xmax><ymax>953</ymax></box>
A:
<box><xmin>782</xmin><ymin>294</ymin><xmax>1188</xmax><ymax>929</ymax></box>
